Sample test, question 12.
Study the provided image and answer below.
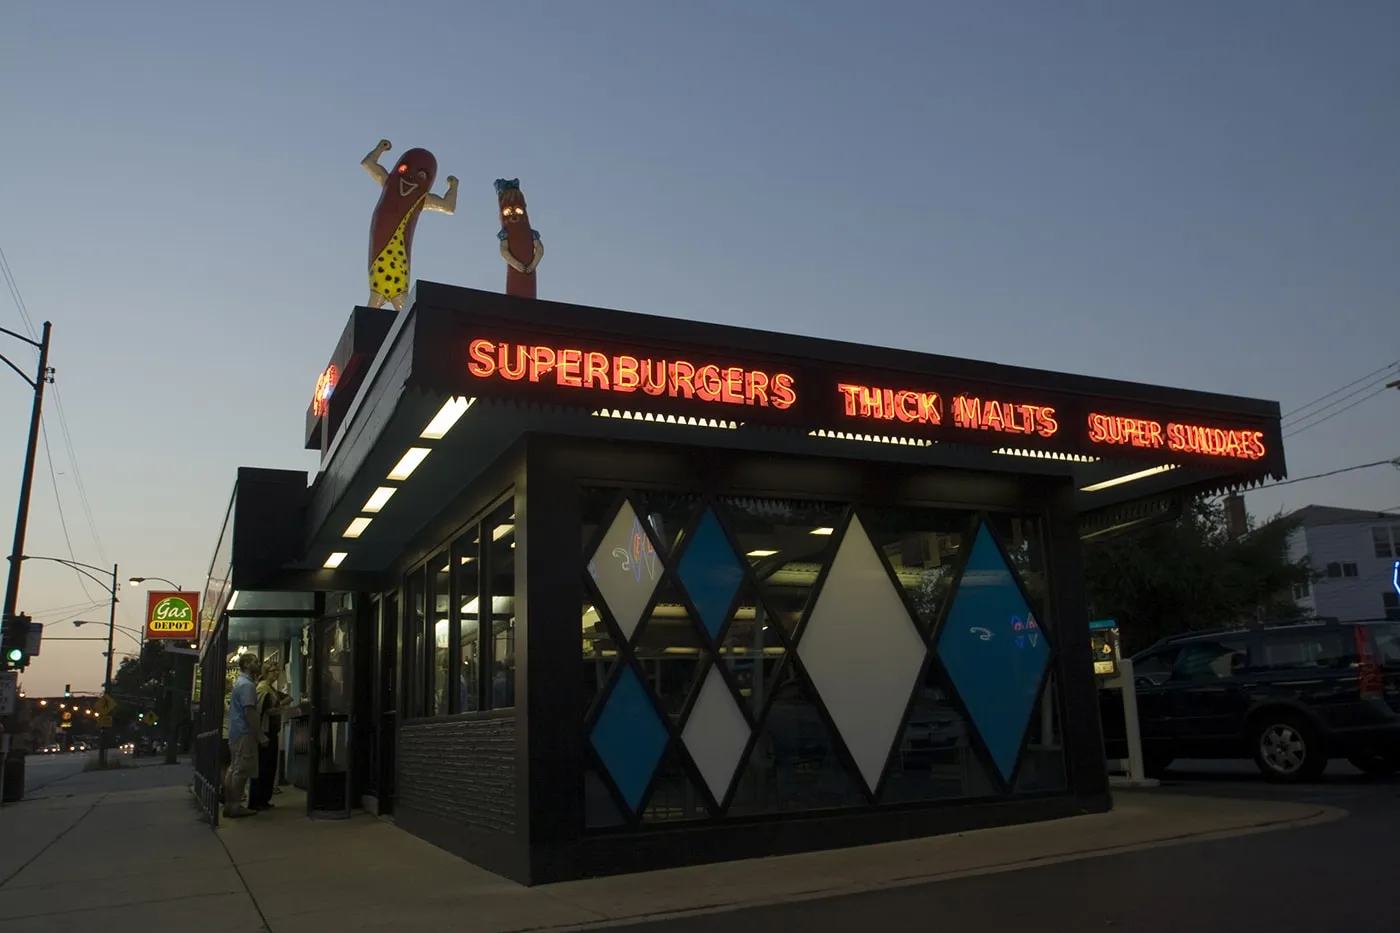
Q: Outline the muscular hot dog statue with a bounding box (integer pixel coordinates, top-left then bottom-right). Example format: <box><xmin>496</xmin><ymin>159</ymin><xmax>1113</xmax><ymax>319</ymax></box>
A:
<box><xmin>361</xmin><ymin>139</ymin><xmax>458</xmax><ymax>310</ymax></box>
<box><xmin>494</xmin><ymin>178</ymin><xmax>543</xmax><ymax>299</ymax></box>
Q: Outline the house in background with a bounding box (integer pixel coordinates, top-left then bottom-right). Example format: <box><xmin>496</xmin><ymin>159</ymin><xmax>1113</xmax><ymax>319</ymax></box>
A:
<box><xmin>1285</xmin><ymin>505</ymin><xmax>1400</xmax><ymax>621</ymax></box>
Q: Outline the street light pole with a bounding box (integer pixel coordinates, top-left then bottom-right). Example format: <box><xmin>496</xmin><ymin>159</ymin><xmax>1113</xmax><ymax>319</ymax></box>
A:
<box><xmin>99</xmin><ymin>563</ymin><xmax>117</xmax><ymax>767</ymax></box>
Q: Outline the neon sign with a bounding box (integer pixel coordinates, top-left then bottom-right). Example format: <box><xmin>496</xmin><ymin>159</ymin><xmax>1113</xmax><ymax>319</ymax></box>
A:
<box><xmin>837</xmin><ymin>383</ymin><xmax>942</xmax><ymax>424</ymax></box>
<box><xmin>951</xmin><ymin>396</ymin><xmax>1058</xmax><ymax>438</ymax></box>
<box><xmin>1087</xmin><ymin>412</ymin><xmax>1265</xmax><ymax>460</ymax></box>
<box><xmin>312</xmin><ymin>365</ymin><xmax>338</xmax><ymax>417</ymax></box>
<box><xmin>467</xmin><ymin>338</ymin><xmax>796</xmax><ymax>409</ymax></box>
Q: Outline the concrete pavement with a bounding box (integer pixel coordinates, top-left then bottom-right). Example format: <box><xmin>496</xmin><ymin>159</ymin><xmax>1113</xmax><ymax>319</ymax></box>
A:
<box><xmin>0</xmin><ymin>762</ymin><xmax>1346</xmax><ymax>933</ymax></box>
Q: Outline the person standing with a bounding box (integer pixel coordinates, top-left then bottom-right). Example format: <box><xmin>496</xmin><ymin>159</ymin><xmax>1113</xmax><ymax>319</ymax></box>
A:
<box><xmin>223</xmin><ymin>654</ymin><xmax>264</xmax><ymax>818</ymax></box>
<box><xmin>249</xmin><ymin>661</ymin><xmax>290</xmax><ymax>811</ymax></box>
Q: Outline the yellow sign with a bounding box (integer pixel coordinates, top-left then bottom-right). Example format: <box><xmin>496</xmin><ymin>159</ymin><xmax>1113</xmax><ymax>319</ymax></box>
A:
<box><xmin>95</xmin><ymin>694</ymin><xmax>117</xmax><ymax>715</ymax></box>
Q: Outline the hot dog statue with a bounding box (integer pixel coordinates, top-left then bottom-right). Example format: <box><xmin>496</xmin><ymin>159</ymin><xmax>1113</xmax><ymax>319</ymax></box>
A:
<box><xmin>494</xmin><ymin>178</ymin><xmax>543</xmax><ymax>299</ymax></box>
<box><xmin>361</xmin><ymin>139</ymin><xmax>458</xmax><ymax>310</ymax></box>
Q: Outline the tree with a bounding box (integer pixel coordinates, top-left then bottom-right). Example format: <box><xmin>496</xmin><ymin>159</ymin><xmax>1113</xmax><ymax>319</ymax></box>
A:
<box><xmin>1084</xmin><ymin>498</ymin><xmax>1310</xmax><ymax>655</ymax></box>
<box><xmin>109</xmin><ymin>641</ymin><xmax>179</xmax><ymax>738</ymax></box>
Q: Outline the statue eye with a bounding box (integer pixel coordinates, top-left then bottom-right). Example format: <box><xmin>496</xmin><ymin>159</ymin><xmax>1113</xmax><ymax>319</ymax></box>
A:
<box><xmin>397</xmin><ymin>164</ymin><xmax>407</xmax><ymax>174</ymax></box>
<box><xmin>417</xmin><ymin>170</ymin><xmax>427</xmax><ymax>181</ymax></box>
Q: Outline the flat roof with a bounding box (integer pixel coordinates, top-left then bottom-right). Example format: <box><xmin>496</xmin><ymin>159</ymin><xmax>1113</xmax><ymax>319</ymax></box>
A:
<box><xmin>286</xmin><ymin>282</ymin><xmax>1285</xmax><ymax>574</ymax></box>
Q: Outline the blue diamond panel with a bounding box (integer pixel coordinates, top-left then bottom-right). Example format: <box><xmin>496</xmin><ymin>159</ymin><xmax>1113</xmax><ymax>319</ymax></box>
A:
<box><xmin>590</xmin><ymin>665</ymin><xmax>670</xmax><ymax>813</ymax></box>
<box><xmin>676</xmin><ymin>508</ymin><xmax>746</xmax><ymax>640</ymax></box>
<box><xmin>935</xmin><ymin>523</ymin><xmax>1050</xmax><ymax>784</ymax></box>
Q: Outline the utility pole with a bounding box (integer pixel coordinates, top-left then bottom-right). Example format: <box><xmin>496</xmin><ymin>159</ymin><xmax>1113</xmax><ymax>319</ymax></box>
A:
<box><xmin>99</xmin><ymin>563</ymin><xmax>117</xmax><ymax>767</ymax></box>
<box><xmin>1</xmin><ymin>321</ymin><xmax>52</xmax><ymax>641</ymax></box>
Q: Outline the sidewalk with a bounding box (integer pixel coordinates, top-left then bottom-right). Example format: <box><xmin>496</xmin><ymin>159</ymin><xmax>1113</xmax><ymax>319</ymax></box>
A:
<box><xmin>0</xmin><ymin>774</ymin><xmax>1343</xmax><ymax>933</ymax></box>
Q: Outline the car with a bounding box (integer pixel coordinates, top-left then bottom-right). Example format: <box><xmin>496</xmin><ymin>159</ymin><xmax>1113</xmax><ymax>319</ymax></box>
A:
<box><xmin>1117</xmin><ymin>618</ymin><xmax>1400</xmax><ymax>782</ymax></box>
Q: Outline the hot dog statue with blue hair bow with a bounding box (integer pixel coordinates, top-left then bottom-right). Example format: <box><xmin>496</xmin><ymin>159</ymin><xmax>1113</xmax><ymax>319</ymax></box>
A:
<box><xmin>495</xmin><ymin>178</ymin><xmax>543</xmax><ymax>299</ymax></box>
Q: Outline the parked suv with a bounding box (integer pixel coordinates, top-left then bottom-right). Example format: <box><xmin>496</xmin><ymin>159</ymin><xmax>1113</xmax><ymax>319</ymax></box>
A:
<box><xmin>1126</xmin><ymin>618</ymin><xmax>1400</xmax><ymax>782</ymax></box>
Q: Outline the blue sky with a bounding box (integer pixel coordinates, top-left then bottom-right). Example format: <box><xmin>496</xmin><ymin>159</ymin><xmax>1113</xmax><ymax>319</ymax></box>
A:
<box><xmin>1</xmin><ymin>1</ymin><xmax>1396</xmax><ymax>694</ymax></box>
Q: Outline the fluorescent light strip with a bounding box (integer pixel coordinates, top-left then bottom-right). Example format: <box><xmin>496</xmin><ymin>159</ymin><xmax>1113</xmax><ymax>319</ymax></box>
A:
<box><xmin>388</xmin><ymin>447</ymin><xmax>431</xmax><ymax>481</ymax></box>
<box><xmin>810</xmin><ymin>527</ymin><xmax>834</xmax><ymax>536</ymax></box>
<box><xmin>993</xmin><ymin>447</ymin><xmax>1100</xmax><ymax>463</ymax></box>
<box><xmin>343</xmin><ymin>517</ymin><xmax>372</xmax><ymax>539</ymax></box>
<box><xmin>591</xmin><ymin>409</ymin><xmax>740</xmax><ymax>430</ymax></box>
<box><xmin>747</xmin><ymin>549</ymin><xmax>779</xmax><ymax>558</ymax></box>
<box><xmin>362</xmin><ymin>486</ymin><xmax>397</xmax><ymax>513</ymax></box>
<box><xmin>420</xmin><ymin>396</ymin><xmax>475</xmax><ymax>440</ymax></box>
<box><xmin>492</xmin><ymin>523</ymin><xmax>515</xmax><ymax>541</ymax></box>
<box><xmin>324</xmin><ymin>552</ymin><xmax>348</xmax><ymax>569</ymax></box>
<box><xmin>1080</xmin><ymin>464</ymin><xmax>1179</xmax><ymax>493</ymax></box>
<box><xmin>808</xmin><ymin>429</ymin><xmax>932</xmax><ymax>448</ymax></box>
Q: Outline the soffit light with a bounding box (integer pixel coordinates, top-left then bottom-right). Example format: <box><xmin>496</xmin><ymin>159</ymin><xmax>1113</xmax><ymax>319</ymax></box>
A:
<box><xmin>1080</xmin><ymin>464</ymin><xmax>1179</xmax><ymax>493</ymax></box>
<box><xmin>324</xmin><ymin>552</ymin><xmax>348</xmax><ymax>569</ymax></box>
<box><xmin>363</xmin><ymin>487</ymin><xmax>397</xmax><ymax>513</ymax></box>
<box><xmin>810</xmin><ymin>527</ymin><xmax>834</xmax><ymax>536</ymax></box>
<box><xmin>388</xmin><ymin>447</ymin><xmax>431</xmax><ymax>481</ymax></box>
<box><xmin>420</xmin><ymin>396</ymin><xmax>475</xmax><ymax>440</ymax></box>
<box><xmin>343</xmin><ymin>517</ymin><xmax>372</xmax><ymax>539</ymax></box>
<box><xmin>492</xmin><ymin>523</ymin><xmax>515</xmax><ymax>541</ymax></box>
<box><xmin>747</xmin><ymin>549</ymin><xmax>779</xmax><ymax>558</ymax></box>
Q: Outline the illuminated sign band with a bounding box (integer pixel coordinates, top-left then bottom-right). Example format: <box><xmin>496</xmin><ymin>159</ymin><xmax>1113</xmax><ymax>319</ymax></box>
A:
<box><xmin>838</xmin><ymin>383</ymin><xmax>1057</xmax><ymax>438</ymax></box>
<box><xmin>1088</xmin><ymin>412</ymin><xmax>1266</xmax><ymax>461</ymax></box>
<box><xmin>468</xmin><ymin>338</ymin><xmax>796</xmax><ymax>409</ymax></box>
<box><xmin>312</xmin><ymin>365</ymin><xmax>338</xmax><ymax>417</ymax></box>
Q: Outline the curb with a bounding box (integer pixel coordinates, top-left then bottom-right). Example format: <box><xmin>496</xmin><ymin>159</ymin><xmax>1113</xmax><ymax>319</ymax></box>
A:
<box><xmin>528</xmin><ymin>802</ymin><xmax>1346</xmax><ymax>932</ymax></box>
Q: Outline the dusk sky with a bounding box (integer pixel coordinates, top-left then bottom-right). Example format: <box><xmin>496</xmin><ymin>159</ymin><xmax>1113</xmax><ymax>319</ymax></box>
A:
<box><xmin>1</xmin><ymin>2</ymin><xmax>1396</xmax><ymax>696</ymax></box>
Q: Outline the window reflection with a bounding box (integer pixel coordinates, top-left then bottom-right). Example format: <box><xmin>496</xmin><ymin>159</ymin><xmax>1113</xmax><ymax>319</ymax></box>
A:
<box><xmin>431</xmin><ymin>550</ymin><xmax>450</xmax><ymax>716</ymax></box>
<box><xmin>882</xmin><ymin>666</ymin><xmax>997</xmax><ymax>803</ymax></box>
<box><xmin>861</xmin><ymin>507</ymin><xmax>969</xmax><ymax>633</ymax></box>
<box><xmin>487</xmin><ymin>501</ymin><xmax>516</xmax><ymax>709</ymax></box>
<box><xmin>988</xmin><ymin>514</ymin><xmax>1048</xmax><ymax>626</ymax></box>
<box><xmin>405</xmin><ymin>568</ymin><xmax>426</xmax><ymax>718</ymax></box>
<box><xmin>720</xmin><ymin>497</ymin><xmax>847</xmax><ymax>638</ymax></box>
<box><xmin>582</xmin><ymin>600</ymin><xmax>616</xmax><ymax>715</ymax></box>
<box><xmin>631</xmin><ymin>581</ymin><xmax>705</xmax><ymax>720</ymax></box>
<box><xmin>457</xmin><ymin>529</ymin><xmax>481</xmax><ymax>713</ymax></box>
<box><xmin>716</xmin><ymin>585</ymin><xmax>785</xmax><ymax>716</ymax></box>
<box><xmin>1014</xmin><ymin>674</ymin><xmax>1067</xmax><ymax>794</ymax></box>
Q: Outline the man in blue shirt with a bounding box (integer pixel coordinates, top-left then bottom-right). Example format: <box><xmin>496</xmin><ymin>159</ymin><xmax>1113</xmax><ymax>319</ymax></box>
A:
<box><xmin>223</xmin><ymin>653</ymin><xmax>266</xmax><ymax>818</ymax></box>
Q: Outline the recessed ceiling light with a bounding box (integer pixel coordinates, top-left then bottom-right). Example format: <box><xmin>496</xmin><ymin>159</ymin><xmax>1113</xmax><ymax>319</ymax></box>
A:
<box><xmin>387</xmin><ymin>447</ymin><xmax>431</xmax><ymax>481</ymax></box>
<box><xmin>343</xmin><ymin>517</ymin><xmax>372</xmax><ymax>539</ymax></box>
<box><xmin>1080</xmin><ymin>465</ymin><xmax>1178</xmax><ymax>493</ymax></box>
<box><xmin>492</xmin><ymin>523</ymin><xmax>514</xmax><ymax>541</ymax></box>
<box><xmin>810</xmin><ymin>527</ymin><xmax>834</xmax><ymax>536</ymax></box>
<box><xmin>363</xmin><ymin>486</ymin><xmax>396</xmax><ymax>513</ymax></box>
<box><xmin>747</xmin><ymin>549</ymin><xmax>779</xmax><ymax>557</ymax></box>
<box><xmin>420</xmin><ymin>396</ymin><xmax>475</xmax><ymax>440</ymax></box>
<box><xmin>324</xmin><ymin>552</ymin><xmax>348</xmax><ymax>569</ymax></box>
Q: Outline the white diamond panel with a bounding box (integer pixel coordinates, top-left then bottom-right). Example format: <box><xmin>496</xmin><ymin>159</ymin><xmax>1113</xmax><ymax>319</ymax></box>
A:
<box><xmin>587</xmin><ymin>500</ymin><xmax>662</xmax><ymax>641</ymax></box>
<box><xmin>681</xmin><ymin>666</ymin><xmax>750</xmax><ymax>805</ymax></box>
<box><xmin>797</xmin><ymin>514</ymin><xmax>927</xmax><ymax>794</ymax></box>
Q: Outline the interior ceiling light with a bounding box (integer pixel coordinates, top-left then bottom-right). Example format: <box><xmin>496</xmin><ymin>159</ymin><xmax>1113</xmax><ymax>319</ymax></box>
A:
<box><xmin>492</xmin><ymin>523</ymin><xmax>515</xmax><ymax>541</ymax></box>
<box><xmin>993</xmin><ymin>447</ymin><xmax>1099</xmax><ymax>463</ymax></box>
<box><xmin>746</xmin><ymin>549</ymin><xmax>779</xmax><ymax>558</ymax></box>
<box><xmin>810</xmin><ymin>527</ymin><xmax>834</xmax><ymax>536</ymax></box>
<box><xmin>324</xmin><ymin>552</ymin><xmax>348</xmax><ymax>569</ymax></box>
<box><xmin>808</xmin><ymin>429</ymin><xmax>932</xmax><ymax>447</ymax></box>
<box><xmin>420</xmin><ymin>396</ymin><xmax>475</xmax><ymax>440</ymax></box>
<box><xmin>343</xmin><ymin>517</ymin><xmax>372</xmax><ymax>539</ymax></box>
<box><xmin>591</xmin><ymin>409</ymin><xmax>740</xmax><ymax>430</ymax></box>
<box><xmin>387</xmin><ymin>447</ymin><xmax>431</xmax><ymax>481</ymax></box>
<box><xmin>1080</xmin><ymin>464</ymin><xmax>1179</xmax><ymax>493</ymax></box>
<box><xmin>362</xmin><ymin>486</ymin><xmax>397</xmax><ymax>513</ymax></box>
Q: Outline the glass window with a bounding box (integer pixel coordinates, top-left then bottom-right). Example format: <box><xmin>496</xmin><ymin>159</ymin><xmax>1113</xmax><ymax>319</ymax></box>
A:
<box><xmin>1292</xmin><ymin>581</ymin><xmax>1311</xmax><ymax>600</ymax></box>
<box><xmin>1132</xmin><ymin>648</ymin><xmax>1180</xmax><ymax>686</ymax></box>
<box><xmin>1325</xmin><ymin>562</ymin><xmax>1342</xmax><ymax>578</ymax></box>
<box><xmin>989</xmin><ymin>514</ymin><xmax>1048</xmax><ymax>624</ymax></box>
<box><xmin>1383</xmin><ymin>593</ymin><xmax>1400</xmax><ymax>623</ymax></box>
<box><xmin>862</xmin><ymin>506</ymin><xmax>970</xmax><ymax>634</ymax></box>
<box><xmin>430</xmin><ymin>550</ymin><xmax>451</xmax><ymax>716</ymax></box>
<box><xmin>1257</xmin><ymin>632</ymin><xmax>1350</xmax><ymax>672</ymax></box>
<box><xmin>1342</xmin><ymin>562</ymin><xmax>1359</xmax><ymax>578</ymax></box>
<box><xmin>1370</xmin><ymin>623</ymin><xmax>1400</xmax><ymax>666</ymax></box>
<box><xmin>631</xmin><ymin>580</ymin><xmax>706</xmax><ymax>720</ymax></box>
<box><xmin>487</xmin><ymin>501</ymin><xmax>516</xmax><ymax>709</ymax></box>
<box><xmin>1372</xmin><ymin>527</ymin><xmax>1393</xmax><ymax>559</ymax></box>
<box><xmin>1172</xmin><ymin>638</ymin><xmax>1250</xmax><ymax>682</ymax></box>
<box><xmin>405</xmin><ymin>568</ymin><xmax>426</xmax><ymax>717</ymax></box>
<box><xmin>456</xmin><ymin>529</ymin><xmax>481</xmax><ymax>713</ymax></box>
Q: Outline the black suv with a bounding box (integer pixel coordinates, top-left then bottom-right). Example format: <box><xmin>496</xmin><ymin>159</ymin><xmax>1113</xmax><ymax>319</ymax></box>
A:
<box><xmin>1122</xmin><ymin>618</ymin><xmax>1400</xmax><ymax>782</ymax></box>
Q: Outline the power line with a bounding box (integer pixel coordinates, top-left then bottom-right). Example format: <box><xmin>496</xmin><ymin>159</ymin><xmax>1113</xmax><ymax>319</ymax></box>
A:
<box><xmin>0</xmin><ymin>244</ymin><xmax>37</xmax><ymax>344</ymax></box>
<box><xmin>1282</xmin><ymin>358</ymin><xmax>1400</xmax><ymax>422</ymax></box>
<box><xmin>1283</xmin><ymin>383</ymin><xmax>1395</xmax><ymax>438</ymax></box>
<box><xmin>1251</xmin><ymin>457</ymin><xmax>1399</xmax><ymax>491</ymax></box>
<box><xmin>40</xmin><ymin>417</ymin><xmax>99</xmax><ymax>603</ymax></box>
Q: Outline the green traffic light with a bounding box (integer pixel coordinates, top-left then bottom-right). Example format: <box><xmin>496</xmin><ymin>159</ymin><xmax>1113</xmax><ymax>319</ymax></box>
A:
<box><xmin>5</xmin><ymin>648</ymin><xmax>21</xmax><ymax>662</ymax></box>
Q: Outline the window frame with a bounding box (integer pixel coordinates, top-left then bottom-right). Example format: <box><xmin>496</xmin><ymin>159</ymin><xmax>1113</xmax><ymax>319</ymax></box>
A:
<box><xmin>1169</xmin><ymin>637</ymin><xmax>1252</xmax><ymax>684</ymax></box>
<box><xmin>1255</xmin><ymin>630</ymin><xmax>1352</xmax><ymax>673</ymax></box>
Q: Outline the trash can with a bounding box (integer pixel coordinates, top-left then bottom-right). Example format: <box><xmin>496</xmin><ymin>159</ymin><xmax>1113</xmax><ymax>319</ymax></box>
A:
<box><xmin>2</xmin><ymin>751</ymin><xmax>25</xmax><ymax>803</ymax></box>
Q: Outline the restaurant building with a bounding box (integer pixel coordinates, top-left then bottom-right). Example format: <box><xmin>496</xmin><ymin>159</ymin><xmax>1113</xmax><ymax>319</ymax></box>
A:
<box><xmin>193</xmin><ymin>282</ymin><xmax>1286</xmax><ymax>883</ymax></box>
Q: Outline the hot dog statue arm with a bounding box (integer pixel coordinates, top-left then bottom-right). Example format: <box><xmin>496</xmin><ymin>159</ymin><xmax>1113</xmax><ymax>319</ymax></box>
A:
<box><xmin>425</xmin><ymin>176</ymin><xmax>459</xmax><ymax>215</ymax></box>
<box><xmin>361</xmin><ymin>139</ymin><xmax>391</xmax><ymax>185</ymax></box>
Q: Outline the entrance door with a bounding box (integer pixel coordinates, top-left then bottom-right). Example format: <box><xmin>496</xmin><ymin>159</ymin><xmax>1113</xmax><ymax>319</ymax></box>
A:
<box><xmin>376</xmin><ymin>591</ymin><xmax>399</xmax><ymax>814</ymax></box>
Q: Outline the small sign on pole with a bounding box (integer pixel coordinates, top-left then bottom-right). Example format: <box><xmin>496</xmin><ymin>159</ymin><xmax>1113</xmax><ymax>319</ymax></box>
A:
<box><xmin>0</xmin><ymin>671</ymin><xmax>17</xmax><ymax>716</ymax></box>
<box><xmin>24</xmin><ymin>622</ymin><xmax>42</xmax><ymax>658</ymax></box>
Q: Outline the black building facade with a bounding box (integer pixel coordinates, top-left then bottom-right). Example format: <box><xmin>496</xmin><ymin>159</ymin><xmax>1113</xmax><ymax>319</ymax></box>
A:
<box><xmin>194</xmin><ymin>283</ymin><xmax>1286</xmax><ymax>884</ymax></box>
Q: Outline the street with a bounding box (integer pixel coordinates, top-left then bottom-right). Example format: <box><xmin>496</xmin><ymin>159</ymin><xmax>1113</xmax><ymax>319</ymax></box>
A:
<box><xmin>20</xmin><ymin>750</ymin><xmax>94</xmax><ymax>795</ymax></box>
<box><xmin>621</xmin><ymin>761</ymin><xmax>1400</xmax><ymax>933</ymax></box>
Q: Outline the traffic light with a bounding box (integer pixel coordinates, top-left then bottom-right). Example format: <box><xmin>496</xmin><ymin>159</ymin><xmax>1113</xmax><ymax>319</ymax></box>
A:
<box><xmin>2</xmin><ymin>613</ymin><xmax>32</xmax><ymax>670</ymax></box>
<box><xmin>64</xmin><ymin>684</ymin><xmax>72</xmax><ymax>697</ymax></box>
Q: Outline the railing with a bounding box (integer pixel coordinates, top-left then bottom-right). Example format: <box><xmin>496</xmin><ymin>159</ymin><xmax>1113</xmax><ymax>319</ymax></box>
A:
<box><xmin>190</xmin><ymin>619</ymin><xmax>228</xmax><ymax>826</ymax></box>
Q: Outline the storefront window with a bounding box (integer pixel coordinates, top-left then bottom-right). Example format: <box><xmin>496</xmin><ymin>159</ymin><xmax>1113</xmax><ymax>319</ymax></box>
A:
<box><xmin>861</xmin><ymin>506</ymin><xmax>970</xmax><ymax>634</ymax></box>
<box><xmin>405</xmin><ymin>567</ymin><xmax>426</xmax><ymax>718</ymax></box>
<box><xmin>456</xmin><ymin>529</ymin><xmax>481</xmax><ymax>713</ymax></box>
<box><xmin>632</xmin><ymin>581</ymin><xmax>705</xmax><ymax>720</ymax></box>
<box><xmin>431</xmin><ymin>550</ymin><xmax>451</xmax><ymax>716</ymax></box>
<box><xmin>487</xmin><ymin>501</ymin><xmax>516</xmax><ymax>709</ymax></box>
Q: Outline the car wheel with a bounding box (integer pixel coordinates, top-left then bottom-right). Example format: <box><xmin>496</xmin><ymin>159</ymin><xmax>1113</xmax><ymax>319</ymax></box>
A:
<box><xmin>1251</xmin><ymin>713</ymin><xmax>1326</xmax><ymax>783</ymax></box>
<box><xmin>1346</xmin><ymin>750</ymin><xmax>1400</xmax><ymax>777</ymax></box>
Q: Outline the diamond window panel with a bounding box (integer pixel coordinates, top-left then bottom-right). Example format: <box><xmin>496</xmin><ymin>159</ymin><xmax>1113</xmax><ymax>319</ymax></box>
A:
<box><xmin>935</xmin><ymin>522</ymin><xmax>1051</xmax><ymax>784</ymax></box>
<box><xmin>681</xmin><ymin>665</ymin><xmax>750</xmax><ymax>805</ymax></box>
<box><xmin>589</xmin><ymin>664</ymin><xmax>670</xmax><ymax>813</ymax></box>
<box><xmin>676</xmin><ymin>508</ymin><xmax>746</xmax><ymax>641</ymax></box>
<box><xmin>588</xmin><ymin>499</ymin><xmax>664</xmax><ymax>641</ymax></box>
<box><xmin>797</xmin><ymin>514</ymin><xmax>928</xmax><ymax>794</ymax></box>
